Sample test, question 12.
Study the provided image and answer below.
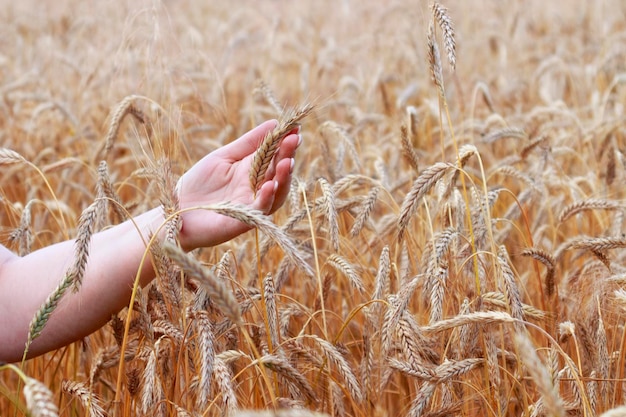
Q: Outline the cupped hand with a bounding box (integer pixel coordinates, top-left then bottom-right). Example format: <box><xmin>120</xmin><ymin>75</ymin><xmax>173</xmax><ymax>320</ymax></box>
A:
<box><xmin>176</xmin><ymin>120</ymin><xmax>300</xmax><ymax>251</ymax></box>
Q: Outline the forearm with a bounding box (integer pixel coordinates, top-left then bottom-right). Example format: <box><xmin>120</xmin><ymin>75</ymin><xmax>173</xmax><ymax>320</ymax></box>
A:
<box><xmin>0</xmin><ymin>207</ymin><xmax>165</xmax><ymax>362</ymax></box>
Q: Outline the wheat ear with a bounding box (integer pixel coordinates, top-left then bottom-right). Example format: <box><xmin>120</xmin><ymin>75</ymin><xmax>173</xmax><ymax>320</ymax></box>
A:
<box><xmin>427</xmin><ymin>23</ymin><xmax>445</xmax><ymax>95</ymax></box>
<box><xmin>62</xmin><ymin>380</ymin><xmax>107</xmax><ymax>417</ymax></box>
<box><xmin>25</xmin><ymin>200</ymin><xmax>99</xmax><ymax>354</ymax></box>
<box><xmin>95</xmin><ymin>95</ymin><xmax>146</xmax><ymax>161</ymax></box>
<box><xmin>162</xmin><ymin>241</ymin><xmax>241</xmax><ymax>324</ymax></box>
<box><xmin>23</xmin><ymin>377</ymin><xmax>59</xmax><ymax>417</ymax></box>
<box><xmin>398</xmin><ymin>162</ymin><xmax>451</xmax><ymax>240</ymax></box>
<box><xmin>431</xmin><ymin>2</ymin><xmax>456</xmax><ymax>70</ymax></box>
<box><xmin>249</xmin><ymin>104</ymin><xmax>313</xmax><ymax>192</ymax></box>
<box><xmin>521</xmin><ymin>248</ymin><xmax>556</xmax><ymax>297</ymax></box>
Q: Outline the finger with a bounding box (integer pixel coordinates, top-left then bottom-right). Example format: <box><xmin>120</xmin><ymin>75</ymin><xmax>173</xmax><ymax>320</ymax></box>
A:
<box><xmin>268</xmin><ymin>157</ymin><xmax>294</xmax><ymax>214</ymax></box>
<box><xmin>252</xmin><ymin>179</ymin><xmax>277</xmax><ymax>214</ymax></box>
<box><xmin>213</xmin><ymin>119</ymin><xmax>278</xmax><ymax>162</ymax></box>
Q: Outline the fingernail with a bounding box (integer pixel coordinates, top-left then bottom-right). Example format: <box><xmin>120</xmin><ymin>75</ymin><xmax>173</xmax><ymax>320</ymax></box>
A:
<box><xmin>296</xmin><ymin>134</ymin><xmax>302</xmax><ymax>148</ymax></box>
<box><xmin>273</xmin><ymin>180</ymin><xmax>279</xmax><ymax>192</ymax></box>
<box><xmin>295</xmin><ymin>124</ymin><xmax>301</xmax><ymax>134</ymax></box>
<box><xmin>290</xmin><ymin>158</ymin><xmax>295</xmax><ymax>173</ymax></box>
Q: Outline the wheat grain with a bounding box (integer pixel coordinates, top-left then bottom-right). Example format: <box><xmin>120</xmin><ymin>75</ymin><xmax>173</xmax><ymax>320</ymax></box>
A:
<box><xmin>263</xmin><ymin>273</ymin><xmax>280</xmax><ymax>350</ymax></box>
<box><xmin>307</xmin><ymin>334</ymin><xmax>363</xmax><ymax>404</ymax></box>
<box><xmin>558</xmin><ymin>199</ymin><xmax>623</xmax><ymax>224</ymax></box>
<box><xmin>214</xmin><ymin>356</ymin><xmax>238</xmax><ymax>415</ymax></box>
<box><xmin>431</xmin><ymin>2</ymin><xmax>456</xmax><ymax>71</ymax></box>
<box><xmin>515</xmin><ymin>333</ymin><xmax>565</xmax><ymax>417</ymax></box>
<box><xmin>254</xmin><ymin>80</ymin><xmax>283</xmax><ymax>115</ymax></box>
<box><xmin>191</xmin><ymin>310</ymin><xmax>215</xmax><ymax>409</ymax></box>
<box><xmin>521</xmin><ymin>248</ymin><xmax>557</xmax><ymax>297</ymax></box>
<box><xmin>318</xmin><ymin>177</ymin><xmax>340</xmax><ymax>251</ymax></box>
<box><xmin>0</xmin><ymin>148</ymin><xmax>27</xmax><ymax>164</ymax></box>
<box><xmin>422</xmin><ymin>311</ymin><xmax>516</xmax><ymax>333</ymax></box>
<box><xmin>400</xmin><ymin>125</ymin><xmax>420</xmax><ymax>172</ymax></box>
<box><xmin>327</xmin><ymin>254</ymin><xmax>365</xmax><ymax>294</ymax></box>
<box><xmin>61</xmin><ymin>380</ymin><xmax>107</xmax><ymax>417</ymax></box>
<box><xmin>196</xmin><ymin>203</ymin><xmax>314</xmax><ymax>277</ymax></box>
<box><xmin>561</xmin><ymin>235</ymin><xmax>626</xmax><ymax>254</ymax></box>
<box><xmin>498</xmin><ymin>245</ymin><xmax>525</xmax><ymax>330</ymax></box>
<box><xmin>398</xmin><ymin>162</ymin><xmax>451</xmax><ymax>240</ymax></box>
<box><xmin>23</xmin><ymin>377</ymin><xmax>59</xmax><ymax>417</ymax></box>
<box><xmin>350</xmin><ymin>185</ymin><xmax>380</xmax><ymax>238</ymax></box>
<box><xmin>68</xmin><ymin>200</ymin><xmax>100</xmax><ymax>292</ymax></box>
<box><xmin>162</xmin><ymin>241</ymin><xmax>241</xmax><ymax>324</ymax></box>
<box><xmin>96</xmin><ymin>95</ymin><xmax>145</xmax><ymax>161</ymax></box>
<box><xmin>408</xmin><ymin>382</ymin><xmax>435</xmax><ymax>417</ymax></box>
<box><xmin>256</xmin><ymin>354</ymin><xmax>317</xmax><ymax>405</ymax></box>
<box><xmin>427</xmin><ymin>23</ymin><xmax>445</xmax><ymax>95</ymax></box>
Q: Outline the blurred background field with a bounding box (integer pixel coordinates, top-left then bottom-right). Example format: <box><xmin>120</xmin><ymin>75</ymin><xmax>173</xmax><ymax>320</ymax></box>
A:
<box><xmin>2</xmin><ymin>0</ymin><xmax>626</xmax><ymax>416</ymax></box>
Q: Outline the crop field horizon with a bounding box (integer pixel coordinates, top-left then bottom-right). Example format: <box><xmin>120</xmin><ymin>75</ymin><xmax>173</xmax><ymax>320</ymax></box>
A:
<box><xmin>2</xmin><ymin>0</ymin><xmax>626</xmax><ymax>416</ymax></box>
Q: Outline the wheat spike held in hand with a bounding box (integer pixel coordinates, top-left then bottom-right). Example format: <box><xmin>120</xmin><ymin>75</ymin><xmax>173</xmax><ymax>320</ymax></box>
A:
<box><xmin>249</xmin><ymin>104</ymin><xmax>314</xmax><ymax>193</ymax></box>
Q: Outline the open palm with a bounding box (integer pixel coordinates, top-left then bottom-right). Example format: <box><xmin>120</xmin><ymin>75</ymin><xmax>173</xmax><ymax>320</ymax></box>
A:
<box><xmin>176</xmin><ymin>120</ymin><xmax>300</xmax><ymax>250</ymax></box>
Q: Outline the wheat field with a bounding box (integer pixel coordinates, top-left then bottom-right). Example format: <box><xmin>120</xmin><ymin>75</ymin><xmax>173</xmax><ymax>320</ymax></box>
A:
<box><xmin>2</xmin><ymin>0</ymin><xmax>626</xmax><ymax>416</ymax></box>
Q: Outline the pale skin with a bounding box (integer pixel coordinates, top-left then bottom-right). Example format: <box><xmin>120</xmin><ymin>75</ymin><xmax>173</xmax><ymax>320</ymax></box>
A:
<box><xmin>0</xmin><ymin>120</ymin><xmax>300</xmax><ymax>363</ymax></box>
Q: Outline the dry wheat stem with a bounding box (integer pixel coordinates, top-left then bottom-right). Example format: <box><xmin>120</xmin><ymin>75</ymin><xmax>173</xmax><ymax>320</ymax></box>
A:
<box><xmin>249</xmin><ymin>104</ymin><xmax>314</xmax><ymax>193</ymax></box>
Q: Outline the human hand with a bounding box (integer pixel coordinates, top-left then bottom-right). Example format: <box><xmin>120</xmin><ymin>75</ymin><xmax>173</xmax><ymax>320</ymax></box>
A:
<box><xmin>175</xmin><ymin>120</ymin><xmax>300</xmax><ymax>251</ymax></box>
